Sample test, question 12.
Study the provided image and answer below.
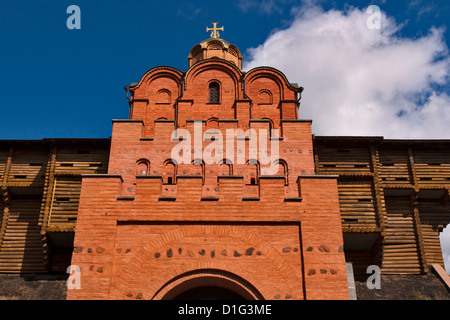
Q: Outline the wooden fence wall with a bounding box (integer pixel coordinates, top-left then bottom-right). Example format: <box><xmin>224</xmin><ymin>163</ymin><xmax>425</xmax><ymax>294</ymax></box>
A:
<box><xmin>0</xmin><ymin>140</ymin><xmax>109</xmax><ymax>273</ymax></box>
<box><xmin>314</xmin><ymin>137</ymin><xmax>450</xmax><ymax>274</ymax></box>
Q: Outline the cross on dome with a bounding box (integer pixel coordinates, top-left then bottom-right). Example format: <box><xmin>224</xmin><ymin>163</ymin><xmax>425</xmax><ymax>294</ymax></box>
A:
<box><xmin>206</xmin><ymin>22</ymin><xmax>224</xmax><ymax>39</ymax></box>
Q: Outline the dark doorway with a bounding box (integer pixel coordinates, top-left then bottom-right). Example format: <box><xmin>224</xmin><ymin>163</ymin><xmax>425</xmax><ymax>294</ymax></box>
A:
<box><xmin>172</xmin><ymin>286</ymin><xmax>246</xmax><ymax>300</ymax></box>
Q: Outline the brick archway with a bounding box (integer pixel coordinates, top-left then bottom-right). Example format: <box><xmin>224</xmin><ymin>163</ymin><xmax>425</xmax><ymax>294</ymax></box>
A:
<box><xmin>110</xmin><ymin>223</ymin><xmax>303</xmax><ymax>300</ymax></box>
<box><xmin>153</xmin><ymin>268</ymin><xmax>264</xmax><ymax>300</ymax></box>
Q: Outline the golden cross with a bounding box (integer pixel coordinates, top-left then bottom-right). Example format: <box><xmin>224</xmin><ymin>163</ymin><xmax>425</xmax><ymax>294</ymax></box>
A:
<box><xmin>206</xmin><ymin>22</ymin><xmax>224</xmax><ymax>39</ymax></box>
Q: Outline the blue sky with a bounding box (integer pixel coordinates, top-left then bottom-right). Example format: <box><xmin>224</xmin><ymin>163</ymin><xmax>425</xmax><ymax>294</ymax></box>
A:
<box><xmin>0</xmin><ymin>0</ymin><xmax>449</xmax><ymax>139</ymax></box>
<box><xmin>1</xmin><ymin>0</ymin><xmax>294</xmax><ymax>139</ymax></box>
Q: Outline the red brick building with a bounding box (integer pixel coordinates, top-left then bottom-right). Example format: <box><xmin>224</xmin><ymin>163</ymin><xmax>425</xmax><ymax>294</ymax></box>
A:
<box><xmin>1</xmin><ymin>27</ymin><xmax>449</xmax><ymax>300</ymax></box>
<box><xmin>66</xmin><ymin>34</ymin><xmax>350</xmax><ymax>300</ymax></box>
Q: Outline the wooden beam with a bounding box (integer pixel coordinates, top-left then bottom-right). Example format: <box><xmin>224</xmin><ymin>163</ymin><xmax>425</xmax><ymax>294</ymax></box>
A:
<box><xmin>0</xmin><ymin>205</ymin><xmax>9</xmax><ymax>248</ymax></box>
<box><xmin>40</xmin><ymin>144</ymin><xmax>57</xmax><ymax>231</ymax></box>
<box><xmin>0</xmin><ymin>148</ymin><xmax>13</xmax><ymax>251</ymax></box>
<box><xmin>313</xmin><ymin>142</ymin><xmax>320</xmax><ymax>174</ymax></box>
<box><xmin>1</xmin><ymin>147</ymin><xmax>13</xmax><ymax>187</ymax></box>
<box><xmin>1</xmin><ymin>186</ymin><xmax>10</xmax><ymax>205</ymax></box>
<box><xmin>39</xmin><ymin>143</ymin><xmax>57</xmax><ymax>272</ymax></box>
<box><xmin>410</xmin><ymin>191</ymin><xmax>429</xmax><ymax>274</ymax></box>
<box><xmin>407</xmin><ymin>147</ymin><xmax>419</xmax><ymax>190</ymax></box>
<box><xmin>370</xmin><ymin>144</ymin><xmax>386</xmax><ymax>234</ymax></box>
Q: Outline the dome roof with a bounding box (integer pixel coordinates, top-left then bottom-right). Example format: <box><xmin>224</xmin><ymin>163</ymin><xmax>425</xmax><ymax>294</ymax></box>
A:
<box><xmin>198</xmin><ymin>37</ymin><xmax>232</xmax><ymax>49</ymax></box>
<box><xmin>188</xmin><ymin>38</ymin><xmax>243</xmax><ymax>70</ymax></box>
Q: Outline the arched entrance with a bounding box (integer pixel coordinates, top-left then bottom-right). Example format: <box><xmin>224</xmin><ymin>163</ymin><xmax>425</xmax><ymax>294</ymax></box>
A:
<box><xmin>172</xmin><ymin>286</ymin><xmax>245</xmax><ymax>300</ymax></box>
<box><xmin>155</xmin><ymin>269</ymin><xmax>264</xmax><ymax>300</ymax></box>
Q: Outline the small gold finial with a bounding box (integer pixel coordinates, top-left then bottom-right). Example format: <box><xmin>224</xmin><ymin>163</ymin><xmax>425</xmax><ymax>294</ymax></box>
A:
<box><xmin>206</xmin><ymin>22</ymin><xmax>224</xmax><ymax>39</ymax></box>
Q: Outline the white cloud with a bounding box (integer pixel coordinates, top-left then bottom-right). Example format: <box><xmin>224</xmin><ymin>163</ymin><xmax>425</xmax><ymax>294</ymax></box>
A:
<box><xmin>243</xmin><ymin>5</ymin><xmax>450</xmax><ymax>139</ymax></box>
<box><xmin>243</xmin><ymin>4</ymin><xmax>450</xmax><ymax>272</ymax></box>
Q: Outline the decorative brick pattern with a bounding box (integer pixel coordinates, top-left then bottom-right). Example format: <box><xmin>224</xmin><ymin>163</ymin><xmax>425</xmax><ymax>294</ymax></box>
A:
<box><xmin>67</xmin><ymin>38</ymin><xmax>349</xmax><ymax>300</ymax></box>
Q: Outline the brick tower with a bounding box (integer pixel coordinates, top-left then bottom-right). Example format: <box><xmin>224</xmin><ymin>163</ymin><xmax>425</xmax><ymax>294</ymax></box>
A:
<box><xmin>67</xmin><ymin>25</ymin><xmax>349</xmax><ymax>300</ymax></box>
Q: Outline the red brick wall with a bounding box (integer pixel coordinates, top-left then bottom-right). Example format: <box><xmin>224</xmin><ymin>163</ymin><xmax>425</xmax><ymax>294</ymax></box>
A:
<box><xmin>67</xmin><ymin>55</ymin><xmax>349</xmax><ymax>300</ymax></box>
<box><xmin>68</xmin><ymin>174</ymin><xmax>348</xmax><ymax>300</ymax></box>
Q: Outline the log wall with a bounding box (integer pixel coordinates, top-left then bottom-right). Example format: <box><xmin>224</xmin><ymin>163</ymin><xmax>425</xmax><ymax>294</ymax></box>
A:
<box><xmin>413</xmin><ymin>150</ymin><xmax>450</xmax><ymax>185</ymax></box>
<box><xmin>382</xmin><ymin>196</ymin><xmax>421</xmax><ymax>274</ymax></box>
<box><xmin>315</xmin><ymin>137</ymin><xmax>450</xmax><ymax>274</ymax></box>
<box><xmin>0</xmin><ymin>140</ymin><xmax>110</xmax><ymax>274</ymax></box>
<box><xmin>339</xmin><ymin>180</ymin><xmax>378</xmax><ymax>229</ymax></box>
<box><xmin>8</xmin><ymin>147</ymin><xmax>48</xmax><ymax>187</ymax></box>
<box><xmin>0</xmin><ymin>197</ymin><xmax>46</xmax><ymax>273</ymax></box>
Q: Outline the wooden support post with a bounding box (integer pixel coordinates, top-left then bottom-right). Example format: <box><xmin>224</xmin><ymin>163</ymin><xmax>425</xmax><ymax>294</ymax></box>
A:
<box><xmin>39</xmin><ymin>143</ymin><xmax>57</xmax><ymax>272</ymax></box>
<box><xmin>370</xmin><ymin>144</ymin><xmax>386</xmax><ymax>234</ymax></box>
<box><xmin>0</xmin><ymin>147</ymin><xmax>13</xmax><ymax>252</ymax></box>
<box><xmin>41</xmin><ymin>144</ymin><xmax>57</xmax><ymax>231</ymax></box>
<box><xmin>47</xmin><ymin>176</ymin><xmax>57</xmax><ymax>227</ymax></box>
<box><xmin>0</xmin><ymin>206</ymin><xmax>9</xmax><ymax>248</ymax></box>
<box><xmin>410</xmin><ymin>191</ymin><xmax>429</xmax><ymax>274</ymax></box>
<box><xmin>313</xmin><ymin>139</ymin><xmax>320</xmax><ymax>174</ymax></box>
<box><xmin>407</xmin><ymin>147</ymin><xmax>419</xmax><ymax>190</ymax></box>
<box><xmin>1</xmin><ymin>186</ymin><xmax>10</xmax><ymax>205</ymax></box>
<box><xmin>370</xmin><ymin>143</ymin><xmax>395</xmax><ymax>271</ymax></box>
<box><xmin>407</xmin><ymin>147</ymin><xmax>429</xmax><ymax>273</ymax></box>
<box><xmin>1</xmin><ymin>147</ymin><xmax>13</xmax><ymax>188</ymax></box>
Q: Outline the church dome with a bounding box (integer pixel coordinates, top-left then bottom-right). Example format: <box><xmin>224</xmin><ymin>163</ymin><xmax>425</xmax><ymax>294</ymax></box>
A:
<box><xmin>188</xmin><ymin>37</ymin><xmax>243</xmax><ymax>70</ymax></box>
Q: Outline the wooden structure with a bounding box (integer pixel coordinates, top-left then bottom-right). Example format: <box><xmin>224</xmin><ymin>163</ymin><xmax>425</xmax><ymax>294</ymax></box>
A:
<box><xmin>0</xmin><ymin>139</ymin><xmax>109</xmax><ymax>273</ymax></box>
<box><xmin>314</xmin><ymin>137</ymin><xmax>450</xmax><ymax>274</ymax></box>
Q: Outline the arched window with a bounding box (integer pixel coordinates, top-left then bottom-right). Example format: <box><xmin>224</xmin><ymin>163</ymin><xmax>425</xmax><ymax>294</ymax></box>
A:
<box><xmin>209</xmin><ymin>82</ymin><xmax>220</xmax><ymax>104</ymax></box>
<box><xmin>136</xmin><ymin>159</ymin><xmax>150</xmax><ymax>175</ymax></box>
<box><xmin>219</xmin><ymin>159</ymin><xmax>233</xmax><ymax>176</ymax></box>
<box><xmin>156</xmin><ymin>89</ymin><xmax>171</xmax><ymax>104</ymax></box>
<box><xmin>192</xmin><ymin>158</ymin><xmax>205</xmax><ymax>183</ymax></box>
<box><xmin>163</xmin><ymin>160</ymin><xmax>177</xmax><ymax>185</ymax></box>
<box><xmin>274</xmin><ymin>159</ymin><xmax>288</xmax><ymax>185</ymax></box>
<box><xmin>206</xmin><ymin>117</ymin><xmax>219</xmax><ymax>129</ymax></box>
<box><xmin>245</xmin><ymin>159</ymin><xmax>259</xmax><ymax>185</ymax></box>
<box><xmin>258</xmin><ymin>90</ymin><xmax>272</xmax><ymax>104</ymax></box>
<box><xmin>261</xmin><ymin>118</ymin><xmax>274</xmax><ymax>135</ymax></box>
